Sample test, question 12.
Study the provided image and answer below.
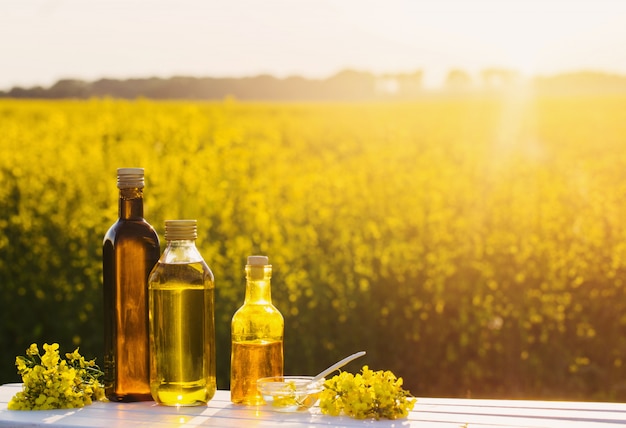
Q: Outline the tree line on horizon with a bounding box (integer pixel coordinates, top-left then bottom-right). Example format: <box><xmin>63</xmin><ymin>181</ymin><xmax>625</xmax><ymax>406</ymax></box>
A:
<box><xmin>2</xmin><ymin>68</ymin><xmax>626</xmax><ymax>100</ymax></box>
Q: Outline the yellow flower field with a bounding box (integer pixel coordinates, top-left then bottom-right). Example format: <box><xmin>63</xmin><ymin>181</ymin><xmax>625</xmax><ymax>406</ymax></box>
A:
<box><xmin>1</xmin><ymin>95</ymin><xmax>625</xmax><ymax>400</ymax></box>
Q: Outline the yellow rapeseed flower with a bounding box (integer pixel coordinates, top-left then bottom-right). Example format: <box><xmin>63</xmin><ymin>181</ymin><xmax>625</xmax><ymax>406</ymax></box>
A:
<box><xmin>8</xmin><ymin>343</ymin><xmax>104</xmax><ymax>411</ymax></box>
<box><xmin>319</xmin><ymin>365</ymin><xmax>416</xmax><ymax>420</ymax></box>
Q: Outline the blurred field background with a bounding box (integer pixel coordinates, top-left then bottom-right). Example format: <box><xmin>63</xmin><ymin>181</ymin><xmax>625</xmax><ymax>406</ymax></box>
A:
<box><xmin>1</xmin><ymin>91</ymin><xmax>626</xmax><ymax>401</ymax></box>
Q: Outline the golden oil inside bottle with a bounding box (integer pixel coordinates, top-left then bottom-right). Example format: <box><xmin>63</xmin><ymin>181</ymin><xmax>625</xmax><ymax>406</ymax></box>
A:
<box><xmin>230</xmin><ymin>339</ymin><xmax>283</xmax><ymax>405</ymax></box>
<box><xmin>149</xmin><ymin>262</ymin><xmax>216</xmax><ymax>406</ymax></box>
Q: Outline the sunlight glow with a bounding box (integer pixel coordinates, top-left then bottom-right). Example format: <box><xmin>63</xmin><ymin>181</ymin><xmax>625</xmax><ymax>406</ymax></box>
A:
<box><xmin>330</xmin><ymin>0</ymin><xmax>626</xmax><ymax>78</ymax></box>
<box><xmin>1</xmin><ymin>0</ymin><xmax>626</xmax><ymax>88</ymax></box>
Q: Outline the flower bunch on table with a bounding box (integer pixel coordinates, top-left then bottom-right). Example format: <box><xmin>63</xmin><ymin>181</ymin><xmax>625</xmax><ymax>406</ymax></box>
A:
<box><xmin>319</xmin><ymin>365</ymin><xmax>416</xmax><ymax>420</ymax></box>
<box><xmin>8</xmin><ymin>343</ymin><xmax>105</xmax><ymax>410</ymax></box>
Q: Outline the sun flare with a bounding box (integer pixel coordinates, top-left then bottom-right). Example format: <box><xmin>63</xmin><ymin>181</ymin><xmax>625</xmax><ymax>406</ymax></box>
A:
<box><xmin>330</xmin><ymin>0</ymin><xmax>626</xmax><ymax>79</ymax></box>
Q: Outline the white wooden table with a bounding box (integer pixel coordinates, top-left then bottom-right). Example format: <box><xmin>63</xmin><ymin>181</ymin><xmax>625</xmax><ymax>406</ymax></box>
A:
<box><xmin>1</xmin><ymin>383</ymin><xmax>626</xmax><ymax>427</ymax></box>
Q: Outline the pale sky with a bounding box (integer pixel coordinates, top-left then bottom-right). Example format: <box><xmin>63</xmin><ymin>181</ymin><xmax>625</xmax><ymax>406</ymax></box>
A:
<box><xmin>1</xmin><ymin>0</ymin><xmax>626</xmax><ymax>90</ymax></box>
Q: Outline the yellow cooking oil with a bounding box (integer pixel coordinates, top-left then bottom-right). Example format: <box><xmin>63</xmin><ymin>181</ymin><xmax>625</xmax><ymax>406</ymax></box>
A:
<box><xmin>230</xmin><ymin>339</ymin><xmax>283</xmax><ymax>405</ymax></box>
<box><xmin>231</xmin><ymin>256</ymin><xmax>284</xmax><ymax>405</ymax></box>
<box><xmin>149</xmin><ymin>220</ymin><xmax>216</xmax><ymax>406</ymax></box>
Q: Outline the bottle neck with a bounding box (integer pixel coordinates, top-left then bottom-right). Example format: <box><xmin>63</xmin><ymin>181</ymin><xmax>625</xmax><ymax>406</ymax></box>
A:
<box><xmin>244</xmin><ymin>265</ymin><xmax>273</xmax><ymax>304</ymax></box>
<box><xmin>118</xmin><ymin>187</ymin><xmax>144</xmax><ymax>220</ymax></box>
<box><xmin>162</xmin><ymin>240</ymin><xmax>203</xmax><ymax>264</ymax></box>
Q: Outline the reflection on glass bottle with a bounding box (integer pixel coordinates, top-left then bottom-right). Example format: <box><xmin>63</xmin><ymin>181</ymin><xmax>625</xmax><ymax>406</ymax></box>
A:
<box><xmin>231</xmin><ymin>255</ymin><xmax>284</xmax><ymax>405</ymax></box>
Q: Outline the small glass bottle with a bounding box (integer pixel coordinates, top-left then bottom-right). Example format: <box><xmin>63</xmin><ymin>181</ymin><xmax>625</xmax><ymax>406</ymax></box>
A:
<box><xmin>103</xmin><ymin>167</ymin><xmax>160</xmax><ymax>402</ymax></box>
<box><xmin>148</xmin><ymin>219</ymin><xmax>216</xmax><ymax>406</ymax></box>
<box><xmin>230</xmin><ymin>255</ymin><xmax>284</xmax><ymax>405</ymax></box>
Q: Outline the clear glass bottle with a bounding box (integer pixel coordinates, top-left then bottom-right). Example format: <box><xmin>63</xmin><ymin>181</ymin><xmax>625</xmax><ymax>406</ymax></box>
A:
<box><xmin>148</xmin><ymin>219</ymin><xmax>216</xmax><ymax>406</ymax></box>
<box><xmin>230</xmin><ymin>255</ymin><xmax>284</xmax><ymax>405</ymax></box>
<box><xmin>103</xmin><ymin>167</ymin><xmax>160</xmax><ymax>402</ymax></box>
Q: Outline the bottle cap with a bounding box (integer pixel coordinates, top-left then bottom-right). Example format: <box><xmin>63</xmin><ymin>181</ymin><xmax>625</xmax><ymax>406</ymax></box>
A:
<box><xmin>165</xmin><ymin>220</ymin><xmax>197</xmax><ymax>241</ymax></box>
<box><xmin>117</xmin><ymin>167</ymin><xmax>144</xmax><ymax>189</ymax></box>
<box><xmin>247</xmin><ymin>255</ymin><xmax>269</xmax><ymax>266</ymax></box>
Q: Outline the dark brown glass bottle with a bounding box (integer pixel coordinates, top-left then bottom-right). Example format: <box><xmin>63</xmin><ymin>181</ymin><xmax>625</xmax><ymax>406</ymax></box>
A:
<box><xmin>103</xmin><ymin>168</ymin><xmax>160</xmax><ymax>402</ymax></box>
